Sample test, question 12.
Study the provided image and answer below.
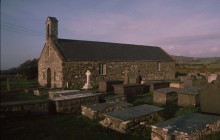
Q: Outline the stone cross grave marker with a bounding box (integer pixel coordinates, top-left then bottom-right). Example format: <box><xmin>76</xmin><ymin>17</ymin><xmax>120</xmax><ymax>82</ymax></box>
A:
<box><xmin>82</xmin><ymin>70</ymin><xmax>92</xmax><ymax>90</ymax></box>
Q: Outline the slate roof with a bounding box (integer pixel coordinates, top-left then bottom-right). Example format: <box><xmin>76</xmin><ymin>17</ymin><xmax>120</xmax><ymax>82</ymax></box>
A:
<box><xmin>152</xmin><ymin>113</ymin><xmax>220</xmax><ymax>134</ymax></box>
<box><xmin>53</xmin><ymin>39</ymin><xmax>174</xmax><ymax>62</ymax></box>
<box><xmin>46</xmin><ymin>16</ymin><xmax>58</xmax><ymax>22</ymax></box>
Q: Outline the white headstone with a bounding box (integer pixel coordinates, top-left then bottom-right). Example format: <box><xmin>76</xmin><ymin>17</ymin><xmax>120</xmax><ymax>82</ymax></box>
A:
<box><xmin>82</xmin><ymin>70</ymin><xmax>92</xmax><ymax>90</ymax></box>
<box><xmin>208</xmin><ymin>74</ymin><xmax>217</xmax><ymax>83</ymax></box>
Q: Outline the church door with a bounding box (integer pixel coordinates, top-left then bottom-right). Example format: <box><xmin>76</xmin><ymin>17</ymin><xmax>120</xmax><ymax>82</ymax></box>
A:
<box><xmin>47</xmin><ymin>68</ymin><xmax>51</xmax><ymax>87</ymax></box>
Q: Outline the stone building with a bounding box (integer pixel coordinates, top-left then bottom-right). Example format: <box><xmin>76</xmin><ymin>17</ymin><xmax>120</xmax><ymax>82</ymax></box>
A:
<box><xmin>38</xmin><ymin>17</ymin><xmax>175</xmax><ymax>89</ymax></box>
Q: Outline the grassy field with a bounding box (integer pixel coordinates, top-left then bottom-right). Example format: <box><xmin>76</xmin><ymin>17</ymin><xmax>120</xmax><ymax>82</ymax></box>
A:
<box><xmin>0</xmin><ymin>79</ymin><xmax>45</xmax><ymax>102</ymax></box>
<box><xmin>0</xmin><ymin>79</ymin><xmax>38</xmax><ymax>92</ymax></box>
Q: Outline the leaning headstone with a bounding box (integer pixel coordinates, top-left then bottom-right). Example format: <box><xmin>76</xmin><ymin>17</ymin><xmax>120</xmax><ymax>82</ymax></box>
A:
<box><xmin>82</xmin><ymin>70</ymin><xmax>92</xmax><ymax>90</ymax></box>
<box><xmin>200</xmin><ymin>84</ymin><xmax>220</xmax><ymax>114</ymax></box>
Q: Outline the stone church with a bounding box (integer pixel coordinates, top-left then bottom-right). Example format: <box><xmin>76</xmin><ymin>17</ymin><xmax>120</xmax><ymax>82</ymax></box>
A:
<box><xmin>38</xmin><ymin>17</ymin><xmax>175</xmax><ymax>89</ymax></box>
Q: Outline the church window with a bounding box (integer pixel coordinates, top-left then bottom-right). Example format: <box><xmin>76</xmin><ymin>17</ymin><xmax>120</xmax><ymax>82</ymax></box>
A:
<box><xmin>99</xmin><ymin>63</ymin><xmax>106</xmax><ymax>75</ymax></box>
<box><xmin>48</xmin><ymin>46</ymin><xmax>50</xmax><ymax>56</ymax></box>
<box><xmin>158</xmin><ymin>62</ymin><xmax>161</xmax><ymax>71</ymax></box>
<box><xmin>43</xmin><ymin>72</ymin><xmax>45</xmax><ymax>80</ymax></box>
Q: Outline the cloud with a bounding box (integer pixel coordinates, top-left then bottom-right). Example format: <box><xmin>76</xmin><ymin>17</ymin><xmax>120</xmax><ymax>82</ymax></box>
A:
<box><xmin>210</xmin><ymin>47</ymin><xmax>220</xmax><ymax>52</ymax></box>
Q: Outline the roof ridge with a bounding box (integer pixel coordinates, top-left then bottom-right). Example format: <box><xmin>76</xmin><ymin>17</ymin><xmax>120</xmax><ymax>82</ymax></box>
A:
<box><xmin>56</xmin><ymin>38</ymin><xmax>159</xmax><ymax>48</ymax></box>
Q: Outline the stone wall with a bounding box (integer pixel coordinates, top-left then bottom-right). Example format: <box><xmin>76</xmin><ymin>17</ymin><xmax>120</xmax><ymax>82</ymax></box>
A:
<box><xmin>100</xmin><ymin>104</ymin><xmax>163</xmax><ymax>133</ymax></box>
<box><xmin>62</xmin><ymin>61</ymin><xmax>175</xmax><ymax>89</ymax></box>
<box><xmin>101</xmin><ymin>112</ymin><xmax>161</xmax><ymax>133</ymax></box>
<box><xmin>176</xmin><ymin>120</ymin><xmax>220</xmax><ymax>140</ymax></box>
<box><xmin>0</xmin><ymin>100</ymin><xmax>49</xmax><ymax>113</ymax></box>
<box><xmin>48</xmin><ymin>90</ymin><xmax>80</xmax><ymax>98</ymax></box>
<box><xmin>81</xmin><ymin>102</ymin><xmax>133</xmax><ymax>120</ymax></box>
<box><xmin>38</xmin><ymin>42</ymin><xmax>63</xmax><ymax>88</ymax></box>
<box><xmin>49</xmin><ymin>93</ymin><xmax>101</xmax><ymax>113</ymax></box>
<box><xmin>153</xmin><ymin>92</ymin><xmax>177</xmax><ymax>105</ymax></box>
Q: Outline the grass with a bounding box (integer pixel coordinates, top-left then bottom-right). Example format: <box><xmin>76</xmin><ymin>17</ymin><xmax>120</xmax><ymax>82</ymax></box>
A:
<box><xmin>0</xmin><ymin>92</ymin><xmax>46</xmax><ymax>103</ymax></box>
<box><xmin>0</xmin><ymin>113</ymin><xmax>150</xmax><ymax>140</ymax></box>
<box><xmin>0</xmin><ymin>79</ymin><xmax>38</xmax><ymax>92</ymax></box>
<box><xmin>0</xmin><ymin>79</ymin><xmax>46</xmax><ymax>102</ymax></box>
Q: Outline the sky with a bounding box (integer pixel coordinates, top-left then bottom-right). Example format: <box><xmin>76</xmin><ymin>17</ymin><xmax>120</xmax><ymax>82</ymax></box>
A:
<box><xmin>1</xmin><ymin>0</ymin><xmax>220</xmax><ymax>70</ymax></box>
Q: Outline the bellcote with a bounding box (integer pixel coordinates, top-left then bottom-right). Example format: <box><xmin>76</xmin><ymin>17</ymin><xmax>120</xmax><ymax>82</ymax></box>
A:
<box><xmin>46</xmin><ymin>17</ymin><xmax>58</xmax><ymax>40</ymax></box>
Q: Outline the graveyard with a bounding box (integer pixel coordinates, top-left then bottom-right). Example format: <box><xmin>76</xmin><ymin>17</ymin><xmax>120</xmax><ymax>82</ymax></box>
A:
<box><xmin>1</xmin><ymin>71</ymin><xmax>220</xmax><ymax>140</ymax></box>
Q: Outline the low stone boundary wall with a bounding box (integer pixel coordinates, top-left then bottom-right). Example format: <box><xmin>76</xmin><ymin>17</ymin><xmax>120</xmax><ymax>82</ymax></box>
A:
<box><xmin>151</xmin><ymin>113</ymin><xmax>220</xmax><ymax>140</ymax></box>
<box><xmin>98</xmin><ymin>80</ymin><xmax>124</xmax><ymax>92</ymax></box>
<box><xmin>49</xmin><ymin>93</ymin><xmax>103</xmax><ymax>113</ymax></box>
<box><xmin>100</xmin><ymin>104</ymin><xmax>163</xmax><ymax>133</ymax></box>
<box><xmin>33</xmin><ymin>87</ymin><xmax>62</xmax><ymax>97</ymax></box>
<box><xmin>0</xmin><ymin>100</ymin><xmax>49</xmax><ymax>113</ymax></box>
<box><xmin>81</xmin><ymin>102</ymin><xmax>133</xmax><ymax>120</ymax></box>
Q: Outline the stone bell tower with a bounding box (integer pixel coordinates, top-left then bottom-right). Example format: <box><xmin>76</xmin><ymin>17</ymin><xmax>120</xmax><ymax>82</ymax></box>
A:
<box><xmin>46</xmin><ymin>16</ymin><xmax>58</xmax><ymax>41</ymax></box>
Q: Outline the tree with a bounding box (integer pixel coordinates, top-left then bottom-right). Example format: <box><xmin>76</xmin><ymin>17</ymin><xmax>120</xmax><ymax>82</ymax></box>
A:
<box><xmin>17</xmin><ymin>59</ymin><xmax>38</xmax><ymax>79</ymax></box>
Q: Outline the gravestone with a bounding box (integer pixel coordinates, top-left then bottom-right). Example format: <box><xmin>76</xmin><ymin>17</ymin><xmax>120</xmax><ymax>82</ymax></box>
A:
<box><xmin>208</xmin><ymin>74</ymin><xmax>217</xmax><ymax>83</ymax></box>
<box><xmin>81</xmin><ymin>102</ymin><xmax>133</xmax><ymax>120</ymax></box>
<box><xmin>153</xmin><ymin>87</ymin><xmax>178</xmax><ymax>105</ymax></box>
<box><xmin>100</xmin><ymin>104</ymin><xmax>164</xmax><ymax>133</ymax></box>
<box><xmin>200</xmin><ymin>84</ymin><xmax>220</xmax><ymax>114</ymax></box>
<box><xmin>151</xmin><ymin>113</ymin><xmax>220</xmax><ymax>140</ymax></box>
<box><xmin>177</xmin><ymin>87</ymin><xmax>200</xmax><ymax>107</ymax></box>
<box><xmin>82</xmin><ymin>70</ymin><xmax>92</xmax><ymax>90</ymax></box>
<box><xmin>182</xmin><ymin>79</ymin><xmax>192</xmax><ymax>88</ymax></box>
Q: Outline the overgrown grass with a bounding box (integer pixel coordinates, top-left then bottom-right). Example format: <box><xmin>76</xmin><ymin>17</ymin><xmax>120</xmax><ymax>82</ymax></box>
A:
<box><xmin>0</xmin><ymin>79</ymin><xmax>38</xmax><ymax>92</ymax></box>
<box><xmin>0</xmin><ymin>80</ymin><xmax>46</xmax><ymax>102</ymax></box>
<box><xmin>0</xmin><ymin>113</ymin><xmax>150</xmax><ymax>140</ymax></box>
<box><xmin>0</xmin><ymin>92</ymin><xmax>46</xmax><ymax>102</ymax></box>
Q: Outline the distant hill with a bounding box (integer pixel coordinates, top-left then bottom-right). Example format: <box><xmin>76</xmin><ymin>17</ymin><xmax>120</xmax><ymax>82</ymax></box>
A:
<box><xmin>171</xmin><ymin>55</ymin><xmax>220</xmax><ymax>64</ymax></box>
